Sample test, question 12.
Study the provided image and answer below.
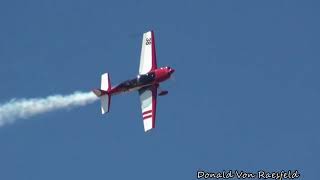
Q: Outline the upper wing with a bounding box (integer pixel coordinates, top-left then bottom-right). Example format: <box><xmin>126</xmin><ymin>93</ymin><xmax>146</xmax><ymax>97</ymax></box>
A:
<box><xmin>139</xmin><ymin>85</ymin><xmax>157</xmax><ymax>132</ymax></box>
<box><xmin>139</xmin><ymin>31</ymin><xmax>157</xmax><ymax>74</ymax></box>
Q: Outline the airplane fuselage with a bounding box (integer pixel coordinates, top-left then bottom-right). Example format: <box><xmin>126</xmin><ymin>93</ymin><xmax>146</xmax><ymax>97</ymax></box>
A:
<box><xmin>108</xmin><ymin>66</ymin><xmax>174</xmax><ymax>96</ymax></box>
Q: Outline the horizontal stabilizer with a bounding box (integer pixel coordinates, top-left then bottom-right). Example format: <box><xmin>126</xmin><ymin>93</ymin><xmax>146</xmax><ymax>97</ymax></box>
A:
<box><xmin>100</xmin><ymin>73</ymin><xmax>111</xmax><ymax>114</ymax></box>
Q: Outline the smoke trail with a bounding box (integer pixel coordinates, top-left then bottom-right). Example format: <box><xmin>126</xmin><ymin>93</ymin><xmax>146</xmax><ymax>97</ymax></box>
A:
<box><xmin>0</xmin><ymin>91</ymin><xmax>98</xmax><ymax>127</ymax></box>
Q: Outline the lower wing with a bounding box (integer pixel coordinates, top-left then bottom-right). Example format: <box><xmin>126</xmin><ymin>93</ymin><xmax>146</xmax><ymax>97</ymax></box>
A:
<box><xmin>138</xmin><ymin>85</ymin><xmax>157</xmax><ymax>132</ymax></box>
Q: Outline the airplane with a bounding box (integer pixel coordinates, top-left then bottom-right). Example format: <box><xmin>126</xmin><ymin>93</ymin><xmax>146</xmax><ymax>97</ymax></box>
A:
<box><xmin>92</xmin><ymin>31</ymin><xmax>175</xmax><ymax>132</ymax></box>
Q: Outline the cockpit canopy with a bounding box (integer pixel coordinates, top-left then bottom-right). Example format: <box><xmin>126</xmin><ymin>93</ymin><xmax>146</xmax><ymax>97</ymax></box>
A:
<box><xmin>117</xmin><ymin>72</ymin><xmax>156</xmax><ymax>90</ymax></box>
<box><xmin>137</xmin><ymin>72</ymin><xmax>155</xmax><ymax>82</ymax></box>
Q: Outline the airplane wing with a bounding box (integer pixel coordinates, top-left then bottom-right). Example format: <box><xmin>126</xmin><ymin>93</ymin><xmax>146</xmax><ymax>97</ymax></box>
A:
<box><xmin>139</xmin><ymin>31</ymin><xmax>157</xmax><ymax>74</ymax></box>
<box><xmin>139</xmin><ymin>85</ymin><xmax>157</xmax><ymax>132</ymax></box>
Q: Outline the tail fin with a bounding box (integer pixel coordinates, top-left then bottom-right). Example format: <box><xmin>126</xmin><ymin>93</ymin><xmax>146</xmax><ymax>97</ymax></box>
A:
<box><xmin>92</xmin><ymin>73</ymin><xmax>112</xmax><ymax>114</ymax></box>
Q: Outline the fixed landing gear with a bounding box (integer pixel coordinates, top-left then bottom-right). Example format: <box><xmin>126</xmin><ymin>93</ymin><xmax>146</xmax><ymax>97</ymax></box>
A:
<box><xmin>158</xmin><ymin>90</ymin><xmax>168</xmax><ymax>96</ymax></box>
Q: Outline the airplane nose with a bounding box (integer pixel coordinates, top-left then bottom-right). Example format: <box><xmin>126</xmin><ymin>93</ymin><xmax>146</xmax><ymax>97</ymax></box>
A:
<box><xmin>170</xmin><ymin>69</ymin><xmax>175</xmax><ymax>74</ymax></box>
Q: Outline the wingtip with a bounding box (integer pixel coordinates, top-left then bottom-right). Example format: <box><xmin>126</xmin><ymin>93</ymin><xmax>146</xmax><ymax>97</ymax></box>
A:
<box><xmin>144</xmin><ymin>127</ymin><xmax>154</xmax><ymax>132</ymax></box>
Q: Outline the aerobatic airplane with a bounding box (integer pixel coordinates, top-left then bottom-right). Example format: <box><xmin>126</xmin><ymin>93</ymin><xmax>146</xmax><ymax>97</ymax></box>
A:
<box><xmin>92</xmin><ymin>31</ymin><xmax>175</xmax><ymax>132</ymax></box>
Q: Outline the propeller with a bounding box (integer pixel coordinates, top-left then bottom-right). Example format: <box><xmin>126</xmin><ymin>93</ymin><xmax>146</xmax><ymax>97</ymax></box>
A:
<box><xmin>170</xmin><ymin>74</ymin><xmax>176</xmax><ymax>82</ymax></box>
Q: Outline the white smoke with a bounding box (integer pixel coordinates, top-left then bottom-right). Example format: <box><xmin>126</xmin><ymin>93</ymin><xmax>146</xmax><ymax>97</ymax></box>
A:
<box><xmin>0</xmin><ymin>91</ymin><xmax>98</xmax><ymax>127</ymax></box>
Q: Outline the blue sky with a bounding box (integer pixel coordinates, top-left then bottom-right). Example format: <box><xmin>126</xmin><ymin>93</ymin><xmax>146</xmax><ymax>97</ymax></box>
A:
<box><xmin>0</xmin><ymin>0</ymin><xmax>319</xmax><ymax>179</ymax></box>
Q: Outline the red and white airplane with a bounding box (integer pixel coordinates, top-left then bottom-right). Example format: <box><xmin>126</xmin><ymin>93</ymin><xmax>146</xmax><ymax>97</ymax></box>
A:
<box><xmin>92</xmin><ymin>31</ymin><xmax>175</xmax><ymax>132</ymax></box>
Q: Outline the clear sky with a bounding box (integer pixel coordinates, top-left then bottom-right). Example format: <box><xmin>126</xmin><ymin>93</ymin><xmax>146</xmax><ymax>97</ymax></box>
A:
<box><xmin>0</xmin><ymin>0</ymin><xmax>319</xmax><ymax>179</ymax></box>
